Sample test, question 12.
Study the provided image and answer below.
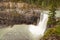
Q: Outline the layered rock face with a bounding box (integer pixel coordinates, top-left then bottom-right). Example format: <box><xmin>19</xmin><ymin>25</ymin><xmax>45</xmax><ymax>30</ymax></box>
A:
<box><xmin>0</xmin><ymin>2</ymin><xmax>41</xmax><ymax>26</ymax></box>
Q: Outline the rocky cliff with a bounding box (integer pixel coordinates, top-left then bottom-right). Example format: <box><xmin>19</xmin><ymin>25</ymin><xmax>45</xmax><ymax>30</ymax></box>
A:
<box><xmin>0</xmin><ymin>2</ymin><xmax>41</xmax><ymax>27</ymax></box>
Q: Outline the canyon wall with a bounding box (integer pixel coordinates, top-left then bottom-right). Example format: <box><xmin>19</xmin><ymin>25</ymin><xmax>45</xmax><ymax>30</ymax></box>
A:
<box><xmin>0</xmin><ymin>2</ymin><xmax>41</xmax><ymax>26</ymax></box>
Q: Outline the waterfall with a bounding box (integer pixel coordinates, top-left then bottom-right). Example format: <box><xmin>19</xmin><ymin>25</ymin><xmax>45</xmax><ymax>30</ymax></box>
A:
<box><xmin>29</xmin><ymin>11</ymin><xmax>49</xmax><ymax>40</ymax></box>
<box><xmin>0</xmin><ymin>11</ymin><xmax>49</xmax><ymax>40</ymax></box>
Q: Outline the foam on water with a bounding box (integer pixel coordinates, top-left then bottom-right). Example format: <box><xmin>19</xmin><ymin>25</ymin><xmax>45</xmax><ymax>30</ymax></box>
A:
<box><xmin>0</xmin><ymin>11</ymin><xmax>49</xmax><ymax>40</ymax></box>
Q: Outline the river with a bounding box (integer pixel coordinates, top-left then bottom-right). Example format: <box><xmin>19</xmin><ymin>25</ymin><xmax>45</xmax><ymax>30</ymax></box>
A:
<box><xmin>0</xmin><ymin>10</ymin><xmax>60</xmax><ymax>40</ymax></box>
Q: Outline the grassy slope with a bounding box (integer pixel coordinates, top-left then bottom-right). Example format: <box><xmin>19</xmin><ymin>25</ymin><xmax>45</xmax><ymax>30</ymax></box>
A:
<box><xmin>40</xmin><ymin>21</ymin><xmax>60</xmax><ymax>40</ymax></box>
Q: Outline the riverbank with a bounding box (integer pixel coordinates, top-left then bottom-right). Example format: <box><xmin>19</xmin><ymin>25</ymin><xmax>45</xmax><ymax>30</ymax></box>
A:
<box><xmin>40</xmin><ymin>20</ymin><xmax>60</xmax><ymax>40</ymax></box>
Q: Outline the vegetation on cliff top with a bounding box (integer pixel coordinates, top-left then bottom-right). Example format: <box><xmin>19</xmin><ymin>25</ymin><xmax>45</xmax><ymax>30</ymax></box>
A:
<box><xmin>1</xmin><ymin>0</ymin><xmax>60</xmax><ymax>9</ymax></box>
<box><xmin>6</xmin><ymin>0</ymin><xmax>60</xmax><ymax>9</ymax></box>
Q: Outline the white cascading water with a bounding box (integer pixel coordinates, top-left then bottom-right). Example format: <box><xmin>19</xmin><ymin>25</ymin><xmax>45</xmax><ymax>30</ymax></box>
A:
<box><xmin>0</xmin><ymin>11</ymin><xmax>49</xmax><ymax>40</ymax></box>
<box><xmin>29</xmin><ymin>11</ymin><xmax>49</xmax><ymax>40</ymax></box>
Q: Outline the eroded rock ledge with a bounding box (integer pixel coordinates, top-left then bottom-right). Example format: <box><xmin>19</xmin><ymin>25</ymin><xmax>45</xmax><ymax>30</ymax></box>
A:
<box><xmin>0</xmin><ymin>2</ymin><xmax>41</xmax><ymax>28</ymax></box>
<box><xmin>0</xmin><ymin>10</ymin><xmax>40</xmax><ymax>27</ymax></box>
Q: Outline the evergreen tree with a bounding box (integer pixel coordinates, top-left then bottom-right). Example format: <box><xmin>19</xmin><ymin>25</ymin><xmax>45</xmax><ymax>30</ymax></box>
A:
<box><xmin>47</xmin><ymin>0</ymin><xmax>57</xmax><ymax>27</ymax></box>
